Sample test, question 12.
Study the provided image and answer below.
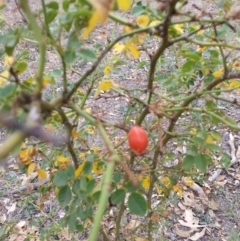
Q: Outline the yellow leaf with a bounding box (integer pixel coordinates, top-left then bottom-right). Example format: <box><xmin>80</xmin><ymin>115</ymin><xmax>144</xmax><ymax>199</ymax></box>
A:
<box><xmin>190</xmin><ymin>128</ymin><xmax>197</xmax><ymax>136</ymax></box>
<box><xmin>0</xmin><ymin>70</ymin><xmax>9</xmax><ymax>86</ymax></box>
<box><xmin>42</xmin><ymin>76</ymin><xmax>51</xmax><ymax>87</ymax></box>
<box><xmin>112</xmin><ymin>43</ymin><xmax>125</xmax><ymax>54</ymax></box>
<box><xmin>160</xmin><ymin>176</ymin><xmax>172</xmax><ymax>188</ymax></box>
<box><xmin>174</xmin><ymin>24</ymin><xmax>184</xmax><ymax>34</ymax></box>
<box><xmin>149</xmin><ymin>20</ymin><xmax>161</xmax><ymax>27</ymax></box>
<box><xmin>212</xmin><ymin>70</ymin><xmax>223</xmax><ymax>78</ymax></box>
<box><xmin>81</xmin><ymin>10</ymin><xmax>99</xmax><ymax>39</ymax></box>
<box><xmin>223</xmin><ymin>0</ymin><xmax>231</xmax><ymax>13</ymax></box>
<box><xmin>75</xmin><ymin>161</ymin><xmax>86</xmax><ymax>178</ymax></box>
<box><xmin>154</xmin><ymin>183</ymin><xmax>163</xmax><ymax>195</ymax></box>
<box><xmin>71</xmin><ymin>129</ymin><xmax>79</xmax><ymax>138</ymax></box>
<box><xmin>172</xmin><ymin>184</ymin><xmax>183</xmax><ymax>197</ymax></box>
<box><xmin>229</xmin><ymin>79</ymin><xmax>240</xmax><ymax>87</ymax></box>
<box><xmin>93</xmin><ymin>161</ymin><xmax>104</xmax><ymax>174</ymax></box>
<box><xmin>56</xmin><ymin>156</ymin><xmax>70</xmax><ymax>164</ymax></box>
<box><xmin>127</xmin><ymin>44</ymin><xmax>140</xmax><ymax>59</ymax></box>
<box><xmin>229</xmin><ymin>79</ymin><xmax>240</xmax><ymax>92</ymax></box>
<box><xmin>184</xmin><ymin>177</ymin><xmax>194</xmax><ymax>187</ymax></box>
<box><xmin>205</xmin><ymin>134</ymin><xmax>215</xmax><ymax>144</ymax></box>
<box><xmin>196</xmin><ymin>45</ymin><xmax>207</xmax><ymax>52</ymax></box>
<box><xmin>79</xmin><ymin>152</ymin><xmax>86</xmax><ymax>158</ymax></box>
<box><xmin>136</xmin><ymin>15</ymin><xmax>150</xmax><ymax>27</ymax></box>
<box><xmin>117</xmin><ymin>0</ymin><xmax>132</xmax><ymax>11</ymax></box>
<box><xmin>85</xmin><ymin>125</ymin><xmax>95</xmax><ymax>135</ymax></box>
<box><xmin>94</xmin><ymin>79</ymin><xmax>113</xmax><ymax>97</ymax></box>
<box><xmin>38</xmin><ymin>168</ymin><xmax>47</xmax><ymax>179</ymax></box>
<box><xmin>19</xmin><ymin>147</ymin><xmax>37</xmax><ymax>165</ymax></box>
<box><xmin>123</xmin><ymin>25</ymin><xmax>133</xmax><ymax>33</ymax></box>
<box><xmin>91</xmin><ymin>146</ymin><xmax>101</xmax><ymax>153</ymax></box>
<box><xmin>88</xmin><ymin>0</ymin><xmax>113</xmax><ymax>23</ymax></box>
<box><xmin>141</xmin><ymin>176</ymin><xmax>150</xmax><ymax>189</ymax></box>
<box><xmin>85</xmin><ymin>108</ymin><xmax>92</xmax><ymax>114</ymax></box>
<box><xmin>27</xmin><ymin>162</ymin><xmax>36</xmax><ymax>175</ymax></box>
<box><xmin>4</xmin><ymin>55</ymin><xmax>15</xmax><ymax>67</ymax></box>
<box><xmin>104</xmin><ymin>65</ymin><xmax>113</xmax><ymax>75</ymax></box>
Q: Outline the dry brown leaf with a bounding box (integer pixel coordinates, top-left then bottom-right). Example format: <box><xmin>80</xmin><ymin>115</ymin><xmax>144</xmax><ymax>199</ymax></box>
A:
<box><xmin>175</xmin><ymin>224</ymin><xmax>193</xmax><ymax>238</ymax></box>
<box><xmin>58</xmin><ymin>229</ymin><xmax>72</xmax><ymax>240</ymax></box>
<box><xmin>27</xmin><ymin>184</ymin><xmax>34</xmax><ymax>194</ymax></box>
<box><xmin>178</xmin><ymin>202</ymin><xmax>186</xmax><ymax>210</ymax></box>
<box><xmin>125</xmin><ymin>220</ymin><xmax>141</xmax><ymax>230</ymax></box>
<box><xmin>6</xmin><ymin>202</ymin><xmax>16</xmax><ymax>213</ymax></box>
<box><xmin>207</xmin><ymin>198</ymin><xmax>219</xmax><ymax>210</ymax></box>
<box><xmin>189</xmin><ymin>228</ymin><xmax>206</xmax><ymax>240</ymax></box>
<box><xmin>208</xmin><ymin>209</ymin><xmax>216</xmax><ymax>218</ymax></box>
<box><xmin>183</xmin><ymin>192</ymin><xmax>196</xmax><ymax>207</ymax></box>
<box><xmin>135</xmin><ymin>238</ymin><xmax>148</xmax><ymax>241</ymax></box>
<box><xmin>178</xmin><ymin>220</ymin><xmax>208</xmax><ymax>228</ymax></box>
<box><xmin>16</xmin><ymin>220</ymin><xmax>27</xmax><ymax>229</ymax></box>
<box><xmin>0</xmin><ymin>213</ymin><xmax>6</xmax><ymax>223</ymax></box>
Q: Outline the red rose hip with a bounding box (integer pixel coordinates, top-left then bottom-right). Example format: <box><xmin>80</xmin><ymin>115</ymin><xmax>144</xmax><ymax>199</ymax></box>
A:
<box><xmin>128</xmin><ymin>126</ymin><xmax>148</xmax><ymax>154</ymax></box>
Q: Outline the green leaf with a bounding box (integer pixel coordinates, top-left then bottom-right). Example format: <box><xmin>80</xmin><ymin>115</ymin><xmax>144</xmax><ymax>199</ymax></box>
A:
<box><xmin>46</xmin><ymin>10</ymin><xmax>58</xmax><ymax>24</ymax></box>
<box><xmin>0</xmin><ymin>224</ymin><xmax>7</xmax><ymax>238</ymax></box>
<box><xmin>5</xmin><ymin>35</ymin><xmax>18</xmax><ymax>56</ymax></box>
<box><xmin>128</xmin><ymin>192</ymin><xmax>147</xmax><ymax>216</ymax></box>
<box><xmin>76</xmin><ymin>206</ymin><xmax>85</xmax><ymax>220</ymax></box>
<box><xmin>58</xmin><ymin>185</ymin><xmax>72</xmax><ymax>208</ymax></box>
<box><xmin>206</xmin><ymin>144</ymin><xmax>221</xmax><ymax>151</ymax></box>
<box><xmin>83</xmin><ymin>161</ymin><xmax>92</xmax><ymax>174</ymax></box>
<box><xmin>67</xmin><ymin>212</ymin><xmax>76</xmax><ymax>232</ymax></box>
<box><xmin>87</xmin><ymin>179</ymin><xmax>95</xmax><ymax>193</ymax></box>
<box><xmin>186</xmin><ymin>146</ymin><xmax>198</xmax><ymax>156</ymax></box>
<box><xmin>65</xmin><ymin>165</ymin><xmax>75</xmax><ymax>180</ymax></box>
<box><xmin>182</xmin><ymin>52</ymin><xmax>201</xmax><ymax>61</ymax></box>
<box><xmin>14</xmin><ymin>61</ymin><xmax>27</xmax><ymax>74</ymax></box>
<box><xmin>113</xmin><ymin>171</ymin><xmax>121</xmax><ymax>183</ymax></box>
<box><xmin>132</xmin><ymin>5</ymin><xmax>144</xmax><ymax>16</ymax></box>
<box><xmin>79</xmin><ymin>49</ymin><xmax>96</xmax><ymax>61</ymax></box>
<box><xmin>53</xmin><ymin>170</ymin><xmax>68</xmax><ymax>187</ymax></box>
<box><xmin>80</xmin><ymin>176</ymin><xmax>87</xmax><ymax>191</ymax></box>
<box><xmin>220</xmin><ymin>153</ymin><xmax>231</xmax><ymax>169</ymax></box>
<box><xmin>46</xmin><ymin>1</ymin><xmax>59</xmax><ymax>10</ymax></box>
<box><xmin>194</xmin><ymin>154</ymin><xmax>212</xmax><ymax>172</ymax></box>
<box><xmin>64</xmin><ymin>50</ymin><xmax>76</xmax><ymax>64</ymax></box>
<box><xmin>0</xmin><ymin>84</ymin><xmax>15</xmax><ymax>99</ymax></box>
<box><xmin>72</xmin><ymin>179</ymin><xmax>80</xmax><ymax>195</ymax></box>
<box><xmin>183</xmin><ymin>155</ymin><xmax>194</xmax><ymax>170</ymax></box>
<box><xmin>92</xmin><ymin>190</ymin><xmax>101</xmax><ymax>201</ymax></box>
<box><xmin>59</xmin><ymin>12</ymin><xmax>73</xmax><ymax>25</ymax></box>
<box><xmin>62</xmin><ymin>0</ymin><xmax>69</xmax><ymax>11</ymax></box>
<box><xmin>182</xmin><ymin>61</ymin><xmax>195</xmax><ymax>73</ymax></box>
<box><xmin>111</xmin><ymin>189</ymin><xmax>126</xmax><ymax>205</ymax></box>
<box><xmin>76</xmin><ymin>223</ymin><xmax>84</xmax><ymax>232</ymax></box>
<box><xmin>191</xmin><ymin>136</ymin><xmax>204</xmax><ymax>146</ymax></box>
<box><xmin>137</xmin><ymin>61</ymin><xmax>147</xmax><ymax>69</ymax></box>
<box><xmin>51</xmin><ymin>69</ymin><xmax>62</xmax><ymax>77</ymax></box>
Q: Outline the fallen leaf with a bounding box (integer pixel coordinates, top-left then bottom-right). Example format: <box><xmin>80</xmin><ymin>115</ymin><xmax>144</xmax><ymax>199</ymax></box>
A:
<box><xmin>189</xmin><ymin>228</ymin><xmax>206</xmax><ymax>240</ymax></box>
<box><xmin>6</xmin><ymin>202</ymin><xmax>16</xmax><ymax>213</ymax></box>
<box><xmin>0</xmin><ymin>213</ymin><xmax>6</xmax><ymax>223</ymax></box>
<box><xmin>16</xmin><ymin>220</ymin><xmax>27</xmax><ymax>229</ymax></box>
<box><xmin>175</xmin><ymin>224</ymin><xmax>193</xmax><ymax>238</ymax></box>
<box><xmin>125</xmin><ymin>220</ymin><xmax>141</xmax><ymax>230</ymax></box>
<box><xmin>37</xmin><ymin>168</ymin><xmax>47</xmax><ymax>179</ymax></box>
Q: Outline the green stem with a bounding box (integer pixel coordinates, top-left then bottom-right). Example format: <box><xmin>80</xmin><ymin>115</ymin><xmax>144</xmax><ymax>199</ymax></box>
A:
<box><xmin>19</xmin><ymin>0</ymin><xmax>46</xmax><ymax>97</ymax></box>
<box><xmin>0</xmin><ymin>131</ymin><xmax>26</xmax><ymax>161</ymax></box>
